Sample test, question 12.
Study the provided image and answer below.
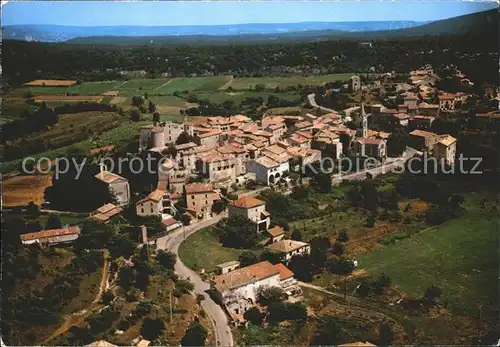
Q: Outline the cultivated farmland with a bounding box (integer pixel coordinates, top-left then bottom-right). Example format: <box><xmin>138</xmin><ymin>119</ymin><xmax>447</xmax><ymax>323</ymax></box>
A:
<box><xmin>114</xmin><ymin>78</ymin><xmax>170</xmax><ymax>96</ymax></box>
<box><xmin>23</xmin><ymin>79</ymin><xmax>77</xmax><ymax>87</ymax></box>
<box><xmin>33</xmin><ymin>95</ymin><xmax>103</xmax><ymax>103</ymax></box>
<box><xmin>152</xmin><ymin>75</ymin><xmax>232</xmax><ymax>94</ymax></box>
<box><xmin>194</xmin><ymin>91</ymin><xmax>302</xmax><ymax>104</ymax></box>
<box><xmin>227</xmin><ymin>73</ymin><xmax>367</xmax><ymax>90</ymax></box>
<box><xmin>2</xmin><ymin>174</ymin><xmax>53</xmax><ymax>207</ymax></box>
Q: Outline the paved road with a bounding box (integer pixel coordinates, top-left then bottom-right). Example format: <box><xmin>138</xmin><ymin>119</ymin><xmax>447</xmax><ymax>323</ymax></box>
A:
<box><xmin>156</xmin><ymin>213</ymin><xmax>233</xmax><ymax>347</ymax></box>
<box><xmin>155</xmin><ymin>187</ymin><xmax>270</xmax><ymax>347</ymax></box>
<box><xmin>307</xmin><ymin>93</ymin><xmax>339</xmax><ymax>114</ymax></box>
<box><xmin>333</xmin><ymin>147</ymin><xmax>420</xmax><ymax>183</ymax></box>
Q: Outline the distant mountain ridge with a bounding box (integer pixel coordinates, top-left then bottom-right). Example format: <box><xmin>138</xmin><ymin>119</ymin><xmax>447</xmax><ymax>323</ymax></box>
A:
<box><xmin>3</xmin><ymin>21</ymin><xmax>425</xmax><ymax>43</ymax></box>
<box><xmin>3</xmin><ymin>8</ymin><xmax>497</xmax><ymax>45</ymax></box>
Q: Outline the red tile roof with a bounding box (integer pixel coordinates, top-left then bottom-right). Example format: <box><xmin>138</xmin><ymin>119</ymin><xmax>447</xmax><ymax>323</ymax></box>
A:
<box><xmin>231</xmin><ymin>196</ymin><xmax>265</xmax><ymax>209</ymax></box>
<box><xmin>21</xmin><ymin>226</ymin><xmax>81</xmax><ymax>242</ymax></box>
<box><xmin>162</xmin><ymin>218</ymin><xmax>178</xmax><ymax>226</ymax></box>
<box><xmin>356</xmin><ymin>138</ymin><xmax>384</xmax><ymax>145</ymax></box>
<box><xmin>267</xmin><ymin>226</ymin><xmax>285</xmax><ymax>237</ymax></box>
<box><xmin>274</xmin><ymin>263</ymin><xmax>294</xmax><ymax>281</ymax></box>
<box><xmin>185</xmin><ymin>183</ymin><xmax>213</xmax><ymax>194</ymax></box>
<box><xmin>211</xmin><ymin>261</ymin><xmax>280</xmax><ymax>292</ymax></box>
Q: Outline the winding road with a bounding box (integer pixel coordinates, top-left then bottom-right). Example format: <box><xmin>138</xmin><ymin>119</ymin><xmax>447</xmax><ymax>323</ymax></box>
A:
<box><xmin>307</xmin><ymin>93</ymin><xmax>339</xmax><ymax>114</ymax></box>
<box><xmin>156</xmin><ymin>213</ymin><xmax>233</xmax><ymax>347</ymax></box>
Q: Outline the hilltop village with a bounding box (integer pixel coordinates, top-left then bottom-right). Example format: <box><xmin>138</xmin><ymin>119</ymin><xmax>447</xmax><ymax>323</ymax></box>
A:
<box><xmin>3</xmin><ymin>63</ymin><xmax>499</xmax><ymax>347</ymax></box>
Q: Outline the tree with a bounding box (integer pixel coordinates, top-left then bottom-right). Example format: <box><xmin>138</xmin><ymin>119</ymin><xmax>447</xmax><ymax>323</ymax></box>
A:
<box><xmin>176</xmin><ymin>131</ymin><xmax>195</xmax><ymax>145</ymax></box>
<box><xmin>327</xmin><ymin>258</ymin><xmax>355</xmax><ymax>276</ymax></box>
<box><xmin>153</xmin><ymin>112</ymin><xmax>160</xmax><ymax>123</ymax></box>
<box><xmin>108</xmin><ymin>233</ymin><xmax>136</xmax><ymax>259</ymax></box>
<box><xmin>314</xmin><ymin>173</ymin><xmax>332</xmax><ymax>193</ymax></box>
<box><xmin>130</xmin><ymin>109</ymin><xmax>141</xmax><ymax>122</ymax></box>
<box><xmin>118</xmin><ymin>267</ymin><xmax>136</xmax><ymax>289</ymax></box>
<box><xmin>312</xmin><ymin>316</ymin><xmax>342</xmax><ymax>345</ymax></box>
<box><xmin>291</xmin><ymin>230</ymin><xmax>303</xmax><ymax>241</ymax></box>
<box><xmin>267</xmin><ymin>302</ymin><xmax>307</xmax><ymax>323</ymax></box>
<box><xmin>278</xmin><ymin>219</ymin><xmax>290</xmax><ymax>231</ymax></box>
<box><xmin>387</xmin><ymin>128</ymin><xmax>408</xmax><ymax>157</ymax></box>
<box><xmin>243</xmin><ymin>307</ymin><xmax>263</xmax><ymax>326</ymax></box>
<box><xmin>366</xmin><ymin>214</ymin><xmax>375</xmax><ymax>227</ymax></box>
<box><xmin>238</xmin><ymin>251</ymin><xmax>259</xmax><ymax>268</ymax></box>
<box><xmin>288</xmin><ymin>254</ymin><xmax>313</xmax><ymax>282</ymax></box>
<box><xmin>259</xmin><ymin>249</ymin><xmax>282</xmax><ymax>265</ymax></box>
<box><xmin>378</xmin><ymin>323</ymin><xmax>394</xmax><ymax>346</ymax></box>
<box><xmin>132</xmin><ymin>95</ymin><xmax>145</xmax><ymax>107</ymax></box>
<box><xmin>102</xmin><ymin>290</ymin><xmax>115</xmax><ymax>305</ymax></box>
<box><xmin>148</xmin><ymin>100</ymin><xmax>156</xmax><ymax>113</ymax></box>
<box><xmin>337</xmin><ymin>231</ymin><xmax>349</xmax><ymax>243</ymax></box>
<box><xmin>331</xmin><ymin>242</ymin><xmax>345</xmax><ymax>256</ymax></box>
<box><xmin>26</xmin><ymin>201</ymin><xmax>40</xmax><ymax>217</ymax></box>
<box><xmin>310</xmin><ymin>236</ymin><xmax>331</xmax><ymax>270</ymax></box>
<box><xmin>140</xmin><ymin>317</ymin><xmax>165</xmax><ymax>341</ymax></box>
<box><xmin>181</xmin><ymin>321</ymin><xmax>208</xmax><ymax>346</ymax></box>
<box><xmin>217</xmin><ymin>215</ymin><xmax>258</xmax><ymax>249</ymax></box>
<box><xmin>257</xmin><ymin>286</ymin><xmax>287</xmax><ymax>306</ymax></box>
<box><xmin>423</xmin><ymin>285</ymin><xmax>442</xmax><ymax>304</ymax></box>
<box><xmin>45</xmin><ymin>214</ymin><xmax>62</xmax><ymax>229</ymax></box>
<box><xmin>180</xmin><ymin>213</ymin><xmax>192</xmax><ymax>226</ymax></box>
<box><xmin>361</xmin><ymin>179</ymin><xmax>378</xmax><ymax>212</ymax></box>
<box><xmin>134</xmin><ymin>300</ymin><xmax>152</xmax><ymax>317</ymax></box>
<box><xmin>75</xmin><ymin>220</ymin><xmax>112</xmax><ymax>253</ymax></box>
<box><xmin>157</xmin><ymin>250</ymin><xmax>176</xmax><ymax>270</ymax></box>
<box><xmin>211</xmin><ymin>199</ymin><xmax>227</xmax><ymax>214</ymax></box>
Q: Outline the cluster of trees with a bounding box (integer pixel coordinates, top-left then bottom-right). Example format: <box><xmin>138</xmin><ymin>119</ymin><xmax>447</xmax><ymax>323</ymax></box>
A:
<box><xmin>181</xmin><ymin>94</ymin><xmax>301</xmax><ymax>119</ymax></box>
<box><xmin>216</xmin><ymin>215</ymin><xmax>258</xmax><ymax>249</ymax></box>
<box><xmin>2</xmin><ymin>233</ymin><xmax>104</xmax><ymax>344</ymax></box>
<box><xmin>5</xmin><ymin>34</ymin><xmax>497</xmax><ymax>87</ymax></box>
<box><xmin>2</xmin><ymin>102</ymin><xmax>58</xmax><ymax>143</ymax></box>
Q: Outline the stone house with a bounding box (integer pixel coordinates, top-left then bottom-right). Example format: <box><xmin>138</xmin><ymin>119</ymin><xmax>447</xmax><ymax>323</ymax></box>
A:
<box><xmin>228</xmin><ymin>196</ymin><xmax>270</xmax><ymax>232</ymax></box>
<box><xmin>94</xmin><ymin>170</ymin><xmax>130</xmax><ymax>206</ymax></box>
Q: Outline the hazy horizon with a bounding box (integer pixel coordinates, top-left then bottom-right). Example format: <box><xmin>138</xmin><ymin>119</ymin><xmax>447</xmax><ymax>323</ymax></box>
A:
<box><xmin>2</xmin><ymin>1</ymin><xmax>497</xmax><ymax>27</ymax></box>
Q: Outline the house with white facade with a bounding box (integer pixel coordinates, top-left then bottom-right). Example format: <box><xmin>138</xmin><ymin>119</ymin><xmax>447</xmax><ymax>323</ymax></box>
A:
<box><xmin>210</xmin><ymin>261</ymin><xmax>297</xmax><ymax>320</ymax></box>
<box><xmin>274</xmin><ymin>263</ymin><xmax>301</xmax><ymax>296</ymax></box>
<box><xmin>266</xmin><ymin>240</ymin><xmax>311</xmax><ymax>264</ymax></box>
<box><xmin>266</xmin><ymin>226</ymin><xmax>285</xmax><ymax>243</ymax></box>
<box><xmin>246</xmin><ymin>156</ymin><xmax>289</xmax><ymax>185</ymax></box>
<box><xmin>136</xmin><ymin>189</ymin><xmax>177</xmax><ymax>219</ymax></box>
<box><xmin>228</xmin><ymin>196</ymin><xmax>270</xmax><ymax>232</ymax></box>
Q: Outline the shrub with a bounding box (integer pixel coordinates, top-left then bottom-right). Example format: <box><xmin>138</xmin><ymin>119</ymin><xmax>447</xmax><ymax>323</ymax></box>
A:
<box><xmin>176</xmin><ymin>279</ymin><xmax>194</xmax><ymax>294</ymax></box>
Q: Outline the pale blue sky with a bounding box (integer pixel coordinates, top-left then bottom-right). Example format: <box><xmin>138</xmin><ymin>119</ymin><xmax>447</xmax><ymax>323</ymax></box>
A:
<box><xmin>2</xmin><ymin>1</ymin><xmax>497</xmax><ymax>26</ymax></box>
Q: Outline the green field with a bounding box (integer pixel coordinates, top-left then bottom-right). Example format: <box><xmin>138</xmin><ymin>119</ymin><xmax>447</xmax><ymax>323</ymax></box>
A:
<box><xmin>178</xmin><ymin>227</ymin><xmax>244</xmax><ymax>273</ymax></box>
<box><xmin>357</xmin><ymin>194</ymin><xmax>497</xmax><ymax>318</ymax></box>
<box><xmin>114</xmin><ymin>78</ymin><xmax>171</xmax><ymax>96</ymax></box>
<box><xmin>227</xmin><ymin>73</ymin><xmax>366</xmax><ymax>90</ymax></box>
<box><xmin>153</xmin><ymin>76</ymin><xmax>232</xmax><ymax>94</ymax></box>
<box><xmin>194</xmin><ymin>91</ymin><xmax>302</xmax><ymax>104</ymax></box>
<box><xmin>26</xmin><ymin>81</ymin><xmax>122</xmax><ymax>95</ymax></box>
